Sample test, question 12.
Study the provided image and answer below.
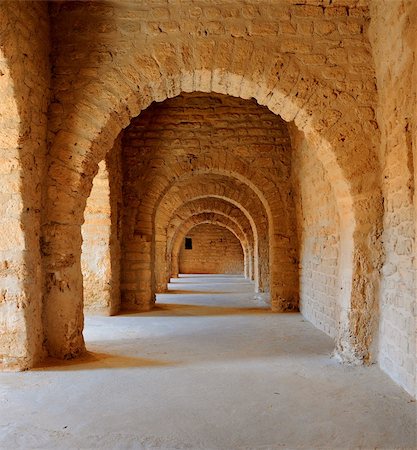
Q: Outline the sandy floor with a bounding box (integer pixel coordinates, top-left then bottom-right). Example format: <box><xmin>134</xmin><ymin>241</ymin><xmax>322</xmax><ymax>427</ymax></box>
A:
<box><xmin>0</xmin><ymin>275</ymin><xmax>415</xmax><ymax>449</ymax></box>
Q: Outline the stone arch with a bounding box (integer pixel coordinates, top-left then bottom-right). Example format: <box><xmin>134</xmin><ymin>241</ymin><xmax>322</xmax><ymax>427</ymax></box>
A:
<box><xmin>44</xmin><ymin>36</ymin><xmax>381</xmax><ymax>363</ymax></box>
<box><xmin>122</xmin><ymin>173</ymin><xmax>271</xmax><ymax>312</ymax></box>
<box><xmin>166</xmin><ymin>198</ymin><xmax>254</xmax><ymax>249</ymax></box>
<box><xmin>165</xmin><ymin>197</ymin><xmax>255</xmax><ymax>282</ymax></box>
<box><xmin>151</xmin><ymin>173</ymin><xmax>270</xmax><ymax>299</ymax></box>
<box><xmin>169</xmin><ymin>212</ymin><xmax>250</xmax><ymax>282</ymax></box>
<box><xmin>122</xmin><ymin>117</ymin><xmax>291</xmax><ymax>237</ymax></box>
<box><xmin>152</xmin><ymin>170</ymin><xmax>271</xmax><ymax>235</ymax></box>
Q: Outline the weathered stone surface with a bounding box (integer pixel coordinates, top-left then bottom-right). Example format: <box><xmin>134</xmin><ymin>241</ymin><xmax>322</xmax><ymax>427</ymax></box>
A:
<box><xmin>369</xmin><ymin>0</ymin><xmax>416</xmax><ymax>397</ymax></box>
<box><xmin>293</xmin><ymin>132</ymin><xmax>340</xmax><ymax>340</ymax></box>
<box><xmin>81</xmin><ymin>139</ymin><xmax>122</xmax><ymax>316</ymax></box>
<box><xmin>0</xmin><ymin>1</ymin><xmax>49</xmax><ymax>370</ymax></box>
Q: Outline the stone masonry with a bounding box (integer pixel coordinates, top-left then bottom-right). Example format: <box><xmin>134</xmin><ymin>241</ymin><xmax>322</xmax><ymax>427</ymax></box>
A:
<box><xmin>0</xmin><ymin>1</ymin><xmax>415</xmax><ymax>399</ymax></box>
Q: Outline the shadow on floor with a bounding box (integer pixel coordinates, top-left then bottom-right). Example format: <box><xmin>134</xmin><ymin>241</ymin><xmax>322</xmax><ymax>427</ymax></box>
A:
<box><xmin>120</xmin><ymin>303</ymin><xmax>272</xmax><ymax>317</ymax></box>
<box><xmin>33</xmin><ymin>351</ymin><xmax>176</xmax><ymax>371</ymax></box>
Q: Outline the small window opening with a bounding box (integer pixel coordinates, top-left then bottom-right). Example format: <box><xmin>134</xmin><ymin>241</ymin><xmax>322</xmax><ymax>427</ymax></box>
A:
<box><xmin>185</xmin><ymin>237</ymin><xmax>192</xmax><ymax>250</ymax></box>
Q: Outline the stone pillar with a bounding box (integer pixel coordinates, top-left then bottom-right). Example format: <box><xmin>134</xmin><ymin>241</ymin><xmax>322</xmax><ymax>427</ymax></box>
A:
<box><xmin>121</xmin><ymin>234</ymin><xmax>153</xmax><ymax>311</ymax></box>
<box><xmin>43</xmin><ymin>222</ymin><xmax>85</xmax><ymax>359</ymax></box>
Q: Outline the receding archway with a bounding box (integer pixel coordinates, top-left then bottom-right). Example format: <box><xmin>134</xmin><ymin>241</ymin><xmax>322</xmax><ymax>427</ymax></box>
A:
<box><xmin>150</xmin><ymin>173</ymin><xmax>271</xmax><ymax>303</ymax></box>
<box><xmin>170</xmin><ymin>214</ymin><xmax>250</xmax><ymax>281</ymax></box>
<box><xmin>44</xmin><ymin>55</ymin><xmax>380</xmax><ymax>366</ymax></box>
<box><xmin>165</xmin><ymin>197</ymin><xmax>255</xmax><ymax>281</ymax></box>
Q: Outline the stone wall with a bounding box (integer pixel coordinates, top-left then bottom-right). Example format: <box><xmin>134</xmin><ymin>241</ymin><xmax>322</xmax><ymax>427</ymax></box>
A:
<box><xmin>179</xmin><ymin>224</ymin><xmax>244</xmax><ymax>274</ymax></box>
<box><xmin>293</xmin><ymin>133</ymin><xmax>340</xmax><ymax>339</ymax></box>
<box><xmin>81</xmin><ymin>137</ymin><xmax>122</xmax><ymax>315</ymax></box>
<box><xmin>369</xmin><ymin>0</ymin><xmax>416</xmax><ymax>397</ymax></box>
<box><xmin>0</xmin><ymin>2</ymin><xmax>49</xmax><ymax>369</ymax></box>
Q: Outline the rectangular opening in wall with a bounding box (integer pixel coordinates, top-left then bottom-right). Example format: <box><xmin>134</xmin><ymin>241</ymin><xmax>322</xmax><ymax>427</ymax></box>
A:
<box><xmin>185</xmin><ymin>237</ymin><xmax>192</xmax><ymax>250</ymax></box>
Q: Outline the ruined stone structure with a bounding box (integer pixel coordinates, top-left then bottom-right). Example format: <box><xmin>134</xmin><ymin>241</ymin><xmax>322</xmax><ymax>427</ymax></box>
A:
<box><xmin>0</xmin><ymin>0</ymin><xmax>415</xmax><ymax>400</ymax></box>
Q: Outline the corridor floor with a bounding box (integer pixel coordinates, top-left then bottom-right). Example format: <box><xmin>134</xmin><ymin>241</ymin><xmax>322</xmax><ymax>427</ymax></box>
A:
<box><xmin>0</xmin><ymin>275</ymin><xmax>415</xmax><ymax>449</ymax></box>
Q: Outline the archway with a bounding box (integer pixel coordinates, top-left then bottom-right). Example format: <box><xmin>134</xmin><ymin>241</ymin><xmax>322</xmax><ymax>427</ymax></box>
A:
<box><xmin>170</xmin><ymin>214</ymin><xmax>250</xmax><ymax>281</ymax></box>
<box><xmin>44</xmin><ymin>24</ymin><xmax>381</xmax><ymax>364</ymax></box>
<box><xmin>150</xmin><ymin>173</ymin><xmax>271</xmax><ymax>303</ymax></box>
<box><xmin>165</xmin><ymin>197</ymin><xmax>255</xmax><ymax>281</ymax></box>
<box><xmin>119</xmin><ymin>93</ymin><xmax>298</xmax><ymax>314</ymax></box>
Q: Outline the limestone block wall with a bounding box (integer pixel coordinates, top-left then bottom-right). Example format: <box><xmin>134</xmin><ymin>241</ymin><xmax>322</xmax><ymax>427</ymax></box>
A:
<box><xmin>81</xmin><ymin>137</ymin><xmax>122</xmax><ymax>315</ymax></box>
<box><xmin>0</xmin><ymin>2</ymin><xmax>49</xmax><ymax>369</ymax></box>
<box><xmin>179</xmin><ymin>224</ymin><xmax>244</xmax><ymax>274</ymax></box>
<box><xmin>369</xmin><ymin>0</ymin><xmax>416</xmax><ymax>397</ymax></box>
<box><xmin>293</xmin><ymin>133</ymin><xmax>340</xmax><ymax>339</ymax></box>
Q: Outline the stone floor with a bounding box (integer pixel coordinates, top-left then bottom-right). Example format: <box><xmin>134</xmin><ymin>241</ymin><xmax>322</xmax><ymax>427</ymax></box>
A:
<box><xmin>0</xmin><ymin>275</ymin><xmax>415</xmax><ymax>449</ymax></box>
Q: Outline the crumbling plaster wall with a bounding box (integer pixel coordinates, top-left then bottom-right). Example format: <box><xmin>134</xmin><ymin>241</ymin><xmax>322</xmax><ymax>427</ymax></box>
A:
<box><xmin>369</xmin><ymin>0</ymin><xmax>416</xmax><ymax>397</ymax></box>
<box><xmin>293</xmin><ymin>132</ymin><xmax>340</xmax><ymax>339</ymax></box>
<box><xmin>179</xmin><ymin>223</ymin><xmax>244</xmax><ymax>274</ymax></box>
<box><xmin>0</xmin><ymin>2</ymin><xmax>49</xmax><ymax>369</ymax></box>
<box><xmin>81</xmin><ymin>137</ymin><xmax>122</xmax><ymax>315</ymax></box>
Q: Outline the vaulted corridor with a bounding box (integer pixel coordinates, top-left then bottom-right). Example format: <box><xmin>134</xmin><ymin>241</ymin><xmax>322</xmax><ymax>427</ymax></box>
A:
<box><xmin>0</xmin><ymin>275</ymin><xmax>415</xmax><ymax>449</ymax></box>
<box><xmin>0</xmin><ymin>1</ymin><xmax>416</xmax><ymax>448</ymax></box>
